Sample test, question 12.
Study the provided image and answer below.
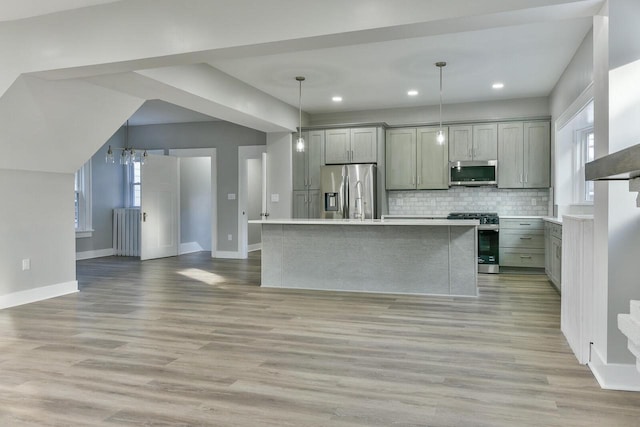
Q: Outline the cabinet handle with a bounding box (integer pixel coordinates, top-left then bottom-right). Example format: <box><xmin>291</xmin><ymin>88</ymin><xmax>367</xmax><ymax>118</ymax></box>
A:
<box><xmin>417</xmin><ymin>175</ymin><xmax>421</xmax><ymax>185</ymax></box>
<box><xmin>308</xmin><ymin>177</ymin><xmax>312</xmax><ymax>187</ymax></box>
<box><xmin>519</xmin><ymin>237</ymin><xmax>532</xmax><ymax>240</ymax></box>
<box><xmin>351</xmin><ymin>150</ymin><xmax>354</xmax><ymax>162</ymax></box>
<box><xmin>519</xmin><ymin>223</ymin><xmax>531</xmax><ymax>226</ymax></box>
<box><xmin>520</xmin><ymin>255</ymin><xmax>532</xmax><ymax>259</ymax></box>
<box><xmin>525</xmin><ymin>173</ymin><xmax>528</xmax><ymax>183</ymax></box>
<box><xmin>520</xmin><ymin>173</ymin><xmax>523</xmax><ymax>183</ymax></box>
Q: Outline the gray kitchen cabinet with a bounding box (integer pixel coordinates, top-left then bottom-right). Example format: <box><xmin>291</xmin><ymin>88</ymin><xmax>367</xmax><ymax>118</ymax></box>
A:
<box><xmin>449</xmin><ymin>125</ymin><xmax>473</xmax><ymax>161</ymax></box>
<box><xmin>293</xmin><ymin>189</ymin><xmax>321</xmax><ymax>219</ymax></box>
<box><xmin>325</xmin><ymin>127</ymin><xmax>377</xmax><ymax>164</ymax></box>
<box><xmin>498</xmin><ymin>121</ymin><xmax>550</xmax><ymax>188</ymax></box>
<box><xmin>385</xmin><ymin>128</ymin><xmax>417</xmax><ymax>189</ymax></box>
<box><xmin>417</xmin><ymin>126</ymin><xmax>449</xmax><ymax>189</ymax></box>
<box><xmin>385</xmin><ymin>126</ymin><xmax>448</xmax><ymax>190</ymax></box>
<box><xmin>449</xmin><ymin>124</ymin><xmax>497</xmax><ymax>162</ymax></box>
<box><xmin>292</xmin><ymin>130</ymin><xmax>324</xmax><ymax>218</ymax></box>
<box><xmin>499</xmin><ymin>218</ymin><xmax>545</xmax><ymax>268</ymax></box>
<box><xmin>544</xmin><ymin>221</ymin><xmax>562</xmax><ymax>290</ymax></box>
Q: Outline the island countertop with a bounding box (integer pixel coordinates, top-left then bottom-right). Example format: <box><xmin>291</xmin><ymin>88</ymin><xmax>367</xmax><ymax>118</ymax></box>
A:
<box><xmin>249</xmin><ymin>218</ymin><xmax>479</xmax><ymax>226</ymax></box>
<box><xmin>254</xmin><ymin>219</ymin><xmax>478</xmax><ymax>297</ymax></box>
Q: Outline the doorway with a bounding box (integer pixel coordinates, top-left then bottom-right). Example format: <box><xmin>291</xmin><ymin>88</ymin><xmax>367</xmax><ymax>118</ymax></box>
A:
<box><xmin>169</xmin><ymin>148</ymin><xmax>218</xmax><ymax>257</ymax></box>
<box><xmin>238</xmin><ymin>146</ymin><xmax>267</xmax><ymax>259</ymax></box>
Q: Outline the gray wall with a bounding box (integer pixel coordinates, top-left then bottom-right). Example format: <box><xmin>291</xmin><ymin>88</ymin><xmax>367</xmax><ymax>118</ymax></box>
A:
<box><xmin>180</xmin><ymin>156</ymin><xmax>212</xmax><ymax>251</ymax></box>
<box><xmin>247</xmin><ymin>158</ymin><xmax>262</xmax><ymax>246</ymax></box>
<box><xmin>129</xmin><ymin>121</ymin><xmax>266</xmax><ymax>252</ymax></box>
<box><xmin>0</xmin><ymin>169</ymin><xmax>75</xmax><ymax>294</ymax></box>
<box><xmin>310</xmin><ymin>97</ymin><xmax>550</xmax><ymax>127</ymax></box>
<box><xmin>76</xmin><ymin>129</ymin><xmax>126</xmax><ymax>254</ymax></box>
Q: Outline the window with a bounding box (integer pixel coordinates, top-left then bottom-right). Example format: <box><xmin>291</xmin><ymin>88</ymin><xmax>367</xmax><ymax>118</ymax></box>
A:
<box><xmin>75</xmin><ymin>160</ymin><xmax>92</xmax><ymax>237</ymax></box>
<box><xmin>126</xmin><ymin>160</ymin><xmax>142</xmax><ymax>207</ymax></box>
<box><xmin>574</xmin><ymin>127</ymin><xmax>594</xmax><ymax>203</ymax></box>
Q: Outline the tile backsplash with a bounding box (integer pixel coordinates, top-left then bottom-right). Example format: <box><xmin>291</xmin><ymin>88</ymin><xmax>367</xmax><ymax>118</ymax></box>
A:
<box><xmin>388</xmin><ymin>187</ymin><xmax>550</xmax><ymax>216</ymax></box>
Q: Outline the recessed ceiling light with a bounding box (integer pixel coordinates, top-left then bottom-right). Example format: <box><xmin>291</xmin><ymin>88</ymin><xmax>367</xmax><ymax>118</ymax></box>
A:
<box><xmin>492</xmin><ymin>82</ymin><xmax>504</xmax><ymax>89</ymax></box>
<box><xmin>407</xmin><ymin>90</ymin><xmax>419</xmax><ymax>96</ymax></box>
<box><xmin>332</xmin><ymin>96</ymin><xmax>342</xmax><ymax>102</ymax></box>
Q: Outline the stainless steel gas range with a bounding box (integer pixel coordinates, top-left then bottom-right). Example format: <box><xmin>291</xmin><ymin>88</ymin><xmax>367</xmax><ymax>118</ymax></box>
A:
<box><xmin>447</xmin><ymin>212</ymin><xmax>499</xmax><ymax>274</ymax></box>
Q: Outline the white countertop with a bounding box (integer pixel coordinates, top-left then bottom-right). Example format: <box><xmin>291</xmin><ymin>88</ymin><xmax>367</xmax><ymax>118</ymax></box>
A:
<box><xmin>249</xmin><ymin>218</ymin><xmax>479</xmax><ymax>226</ymax></box>
<box><xmin>500</xmin><ymin>215</ymin><xmax>546</xmax><ymax>219</ymax></box>
<box><xmin>543</xmin><ymin>216</ymin><xmax>563</xmax><ymax>225</ymax></box>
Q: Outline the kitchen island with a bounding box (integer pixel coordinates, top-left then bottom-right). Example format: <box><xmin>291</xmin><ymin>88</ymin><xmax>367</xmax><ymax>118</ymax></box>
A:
<box><xmin>249</xmin><ymin>219</ymin><xmax>478</xmax><ymax>296</ymax></box>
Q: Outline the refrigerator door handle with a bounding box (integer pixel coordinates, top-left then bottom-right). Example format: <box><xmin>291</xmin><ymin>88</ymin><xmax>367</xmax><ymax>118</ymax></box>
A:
<box><xmin>343</xmin><ymin>173</ymin><xmax>349</xmax><ymax>219</ymax></box>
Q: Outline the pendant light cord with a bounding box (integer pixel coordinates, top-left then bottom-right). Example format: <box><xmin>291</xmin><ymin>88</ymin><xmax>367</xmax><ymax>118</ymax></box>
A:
<box><xmin>298</xmin><ymin>80</ymin><xmax>302</xmax><ymax>140</ymax></box>
<box><xmin>439</xmin><ymin>66</ymin><xmax>443</xmax><ymax>131</ymax></box>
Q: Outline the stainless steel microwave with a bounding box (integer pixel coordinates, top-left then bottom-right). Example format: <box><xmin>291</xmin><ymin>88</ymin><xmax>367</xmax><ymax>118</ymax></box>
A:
<box><xmin>449</xmin><ymin>160</ymin><xmax>498</xmax><ymax>186</ymax></box>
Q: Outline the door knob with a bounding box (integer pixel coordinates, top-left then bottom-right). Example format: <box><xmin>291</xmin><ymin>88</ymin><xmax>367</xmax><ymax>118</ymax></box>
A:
<box><xmin>143</xmin><ymin>212</ymin><xmax>147</xmax><ymax>222</ymax></box>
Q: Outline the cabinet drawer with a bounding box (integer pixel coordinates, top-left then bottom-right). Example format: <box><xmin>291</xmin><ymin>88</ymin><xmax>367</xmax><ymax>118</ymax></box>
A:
<box><xmin>500</xmin><ymin>218</ymin><xmax>544</xmax><ymax>230</ymax></box>
<box><xmin>499</xmin><ymin>248</ymin><xmax>545</xmax><ymax>268</ymax></box>
<box><xmin>550</xmin><ymin>223</ymin><xmax>562</xmax><ymax>239</ymax></box>
<box><xmin>500</xmin><ymin>230</ymin><xmax>544</xmax><ymax>249</ymax></box>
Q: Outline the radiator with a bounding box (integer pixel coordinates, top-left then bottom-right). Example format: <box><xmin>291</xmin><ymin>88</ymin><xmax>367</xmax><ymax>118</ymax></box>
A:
<box><xmin>113</xmin><ymin>208</ymin><xmax>141</xmax><ymax>256</ymax></box>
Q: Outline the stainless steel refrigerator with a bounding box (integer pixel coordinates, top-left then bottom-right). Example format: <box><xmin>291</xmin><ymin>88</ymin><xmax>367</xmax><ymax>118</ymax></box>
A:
<box><xmin>320</xmin><ymin>164</ymin><xmax>377</xmax><ymax>220</ymax></box>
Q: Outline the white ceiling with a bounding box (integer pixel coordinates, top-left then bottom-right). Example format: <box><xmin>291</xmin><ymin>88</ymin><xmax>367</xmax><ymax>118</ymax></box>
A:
<box><xmin>210</xmin><ymin>19</ymin><xmax>592</xmax><ymax>114</ymax></box>
<box><xmin>2</xmin><ymin>1</ymin><xmax>599</xmax><ymax>125</ymax></box>
<box><xmin>0</xmin><ymin>0</ymin><xmax>120</xmax><ymax>22</ymax></box>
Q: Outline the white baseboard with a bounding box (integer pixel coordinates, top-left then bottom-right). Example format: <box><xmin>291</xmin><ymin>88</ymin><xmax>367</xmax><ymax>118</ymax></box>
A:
<box><xmin>180</xmin><ymin>241</ymin><xmax>205</xmax><ymax>255</ymax></box>
<box><xmin>76</xmin><ymin>248</ymin><xmax>114</xmax><ymax>260</ymax></box>
<box><xmin>0</xmin><ymin>281</ymin><xmax>78</xmax><ymax>310</ymax></box>
<box><xmin>248</xmin><ymin>243</ymin><xmax>262</xmax><ymax>252</ymax></box>
<box><xmin>588</xmin><ymin>346</ymin><xmax>640</xmax><ymax>391</ymax></box>
<box><xmin>214</xmin><ymin>250</ymin><xmax>243</xmax><ymax>259</ymax></box>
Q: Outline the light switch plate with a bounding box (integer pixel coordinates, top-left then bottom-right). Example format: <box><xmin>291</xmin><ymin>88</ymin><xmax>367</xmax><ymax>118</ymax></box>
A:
<box><xmin>271</xmin><ymin>193</ymin><xmax>279</xmax><ymax>202</ymax></box>
<box><xmin>22</xmin><ymin>259</ymin><xmax>30</xmax><ymax>271</ymax></box>
<box><xmin>227</xmin><ymin>193</ymin><xmax>236</xmax><ymax>200</ymax></box>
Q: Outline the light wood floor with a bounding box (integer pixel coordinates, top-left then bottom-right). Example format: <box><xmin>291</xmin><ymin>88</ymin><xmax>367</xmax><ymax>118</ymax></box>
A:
<box><xmin>1</xmin><ymin>252</ymin><xmax>640</xmax><ymax>426</ymax></box>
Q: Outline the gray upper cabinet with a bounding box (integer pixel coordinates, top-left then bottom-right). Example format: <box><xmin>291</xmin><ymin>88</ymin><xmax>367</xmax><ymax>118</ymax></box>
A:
<box><xmin>417</xmin><ymin>126</ymin><xmax>449</xmax><ymax>189</ymax></box>
<box><xmin>524</xmin><ymin>121</ymin><xmax>551</xmax><ymax>188</ymax></box>
<box><xmin>473</xmin><ymin>123</ymin><xmax>498</xmax><ymax>160</ymax></box>
<box><xmin>498</xmin><ymin>121</ymin><xmax>550</xmax><ymax>188</ymax></box>
<box><xmin>449</xmin><ymin>124</ymin><xmax>497</xmax><ymax>162</ymax></box>
<box><xmin>385</xmin><ymin>128</ymin><xmax>417</xmax><ymax>190</ymax></box>
<box><xmin>292</xmin><ymin>130</ymin><xmax>324</xmax><ymax>191</ymax></box>
<box><xmin>386</xmin><ymin>126</ymin><xmax>448</xmax><ymax>190</ymax></box>
<box><xmin>325</xmin><ymin>128</ymin><xmax>350</xmax><ymax>164</ymax></box>
<box><xmin>449</xmin><ymin>125</ymin><xmax>473</xmax><ymax>161</ymax></box>
<box><xmin>325</xmin><ymin>127</ymin><xmax>377</xmax><ymax>164</ymax></box>
<box><xmin>292</xmin><ymin>130</ymin><xmax>324</xmax><ymax>218</ymax></box>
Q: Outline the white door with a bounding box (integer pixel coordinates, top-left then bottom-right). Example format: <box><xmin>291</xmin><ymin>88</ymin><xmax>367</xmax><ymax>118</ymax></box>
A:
<box><xmin>141</xmin><ymin>154</ymin><xmax>179</xmax><ymax>260</ymax></box>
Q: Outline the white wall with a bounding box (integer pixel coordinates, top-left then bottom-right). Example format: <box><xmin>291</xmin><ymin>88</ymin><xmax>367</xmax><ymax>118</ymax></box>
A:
<box><xmin>0</xmin><ymin>169</ymin><xmax>76</xmax><ymax>305</ymax></box>
<box><xmin>266</xmin><ymin>132</ymin><xmax>293</xmax><ymax>219</ymax></box>
<box><xmin>180</xmin><ymin>157</ymin><xmax>212</xmax><ymax>251</ymax></box>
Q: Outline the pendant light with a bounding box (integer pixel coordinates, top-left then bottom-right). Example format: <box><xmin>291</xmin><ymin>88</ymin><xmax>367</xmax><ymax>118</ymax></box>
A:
<box><xmin>295</xmin><ymin>76</ymin><xmax>305</xmax><ymax>153</ymax></box>
<box><xmin>435</xmin><ymin>61</ymin><xmax>447</xmax><ymax>144</ymax></box>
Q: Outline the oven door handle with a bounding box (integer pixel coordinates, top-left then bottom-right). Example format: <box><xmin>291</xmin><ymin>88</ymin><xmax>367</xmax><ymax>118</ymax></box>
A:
<box><xmin>477</xmin><ymin>225</ymin><xmax>499</xmax><ymax>231</ymax></box>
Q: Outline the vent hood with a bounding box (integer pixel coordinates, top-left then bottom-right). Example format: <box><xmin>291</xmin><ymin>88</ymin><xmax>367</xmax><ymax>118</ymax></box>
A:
<box><xmin>586</xmin><ymin>143</ymin><xmax>640</xmax><ymax>181</ymax></box>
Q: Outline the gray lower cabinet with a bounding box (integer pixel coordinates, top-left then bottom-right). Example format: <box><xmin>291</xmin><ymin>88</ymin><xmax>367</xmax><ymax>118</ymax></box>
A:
<box><xmin>499</xmin><ymin>218</ymin><xmax>545</xmax><ymax>268</ymax></box>
<box><xmin>293</xmin><ymin>189</ymin><xmax>320</xmax><ymax>219</ymax></box>
<box><xmin>386</xmin><ymin>126</ymin><xmax>448</xmax><ymax>190</ymax></box>
<box><xmin>498</xmin><ymin>121</ymin><xmax>550</xmax><ymax>188</ymax></box>
<box><xmin>544</xmin><ymin>221</ymin><xmax>562</xmax><ymax>290</ymax></box>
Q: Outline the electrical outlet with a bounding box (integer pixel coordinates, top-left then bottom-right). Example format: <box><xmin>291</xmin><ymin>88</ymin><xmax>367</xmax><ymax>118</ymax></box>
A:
<box><xmin>228</xmin><ymin>234</ymin><xmax>232</xmax><ymax>241</ymax></box>
<box><xmin>22</xmin><ymin>259</ymin><xmax>30</xmax><ymax>271</ymax></box>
